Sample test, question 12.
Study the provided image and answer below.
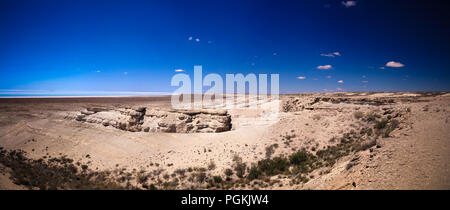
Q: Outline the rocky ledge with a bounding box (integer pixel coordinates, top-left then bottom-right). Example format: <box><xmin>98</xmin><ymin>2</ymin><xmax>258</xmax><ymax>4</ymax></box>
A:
<box><xmin>66</xmin><ymin>107</ymin><xmax>232</xmax><ymax>133</ymax></box>
<box><xmin>282</xmin><ymin>96</ymin><xmax>396</xmax><ymax>112</ymax></box>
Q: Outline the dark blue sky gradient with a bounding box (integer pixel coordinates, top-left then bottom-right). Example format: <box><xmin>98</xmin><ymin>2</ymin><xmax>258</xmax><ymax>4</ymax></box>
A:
<box><xmin>1</xmin><ymin>0</ymin><xmax>449</xmax><ymax>94</ymax></box>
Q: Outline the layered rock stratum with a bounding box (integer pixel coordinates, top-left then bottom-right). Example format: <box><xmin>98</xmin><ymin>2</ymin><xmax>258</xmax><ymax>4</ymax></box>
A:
<box><xmin>66</xmin><ymin>107</ymin><xmax>232</xmax><ymax>133</ymax></box>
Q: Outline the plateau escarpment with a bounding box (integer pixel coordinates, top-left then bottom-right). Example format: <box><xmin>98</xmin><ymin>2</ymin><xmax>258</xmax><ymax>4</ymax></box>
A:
<box><xmin>66</xmin><ymin>107</ymin><xmax>232</xmax><ymax>133</ymax></box>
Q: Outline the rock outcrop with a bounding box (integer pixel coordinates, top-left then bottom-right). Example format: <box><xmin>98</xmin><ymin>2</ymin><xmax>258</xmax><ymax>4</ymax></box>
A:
<box><xmin>67</xmin><ymin>106</ymin><xmax>232</xmax><ymax>133</ymax></box>
<box><xmin>282</xmin><ymin>96</ymin><xmax>396</xmax><ymax>112</ymax></box>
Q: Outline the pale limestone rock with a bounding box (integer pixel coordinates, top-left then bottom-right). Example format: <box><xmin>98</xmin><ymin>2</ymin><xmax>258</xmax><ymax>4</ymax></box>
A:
<box><xmin>71</xmin><ymin>107</ymin><xmax>232</xmax><ymax>133</ymax></box>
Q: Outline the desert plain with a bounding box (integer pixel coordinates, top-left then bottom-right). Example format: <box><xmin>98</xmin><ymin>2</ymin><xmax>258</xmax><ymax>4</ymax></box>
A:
<box><xmin>0</xmin><ymin>92</ymin><xmax>449</xmax><ymax>190</ymax></box>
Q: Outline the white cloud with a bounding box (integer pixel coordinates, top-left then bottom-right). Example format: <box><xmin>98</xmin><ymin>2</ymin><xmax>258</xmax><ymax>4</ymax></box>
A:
<box><xmin>174</xmin><ymin>69</ymin><xmax>185</xmax><ymax>72</ymax></box>
<box><xmin>96</xmin><ymin>70</ymin><xmax>101</xmax><ymax>73</ymax></box>
<box><xmin>320</xmin><ymin>52</ymin><xmax>341</xmax><ymax>57</ymax></box>
<box><xmin>317</xmin><ymin>65</ymin><xmax>333</xmax><ymax>70</ymax></box>
<box><xmin>386</xmin><ymin>61</ymin><xmax>405</xmax><ymax>68</ymax></box>
<box><xmin>336</xmin><ymin>87</ymin><xmax>343</xmax><ymax>91</ymax></box>
<box><xmin>188</xmin><ymin>37</ymin><xmax>200</xmax><ymax>42</ymax></box>
<box><xmin>337</xmin><ymin>80</ymin><xmax>344</xmax><ymax>83</ymax></box>
<box><xmin>342</xmin><ymin>1</ymin><xmax>357</xmax><ymax>8</ymax></box>
<box><xmin>297</xmin><ymin>76</ymin><xmax>306</xmax><ymax>80</ymax></box>
<box><xmin>326</xmin><ymin>75</ymin><xmax>332</xmax><ymax>79</ymax></box>
<box><xmin>320</xmin><ymin>53</ymin><xmax>334</xmax><ymax>57</ymax></box>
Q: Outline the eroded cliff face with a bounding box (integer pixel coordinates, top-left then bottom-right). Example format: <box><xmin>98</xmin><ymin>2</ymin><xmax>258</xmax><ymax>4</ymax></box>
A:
<box><xmin>281</xmin><ymin>96</ymin><xmax>397</xmax><ymax>112</ymax></box>
<box><xmin>66</xmin><ymin>106</ymin><xmax>232</xmax><ymax>133</ymax></box>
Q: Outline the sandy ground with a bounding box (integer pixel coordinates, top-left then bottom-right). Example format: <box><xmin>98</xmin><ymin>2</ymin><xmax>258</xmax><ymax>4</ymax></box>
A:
<box><xmin>0</xmin><ymin>92</ymin><xmax>449</xmax><ymax>190</ymax></box>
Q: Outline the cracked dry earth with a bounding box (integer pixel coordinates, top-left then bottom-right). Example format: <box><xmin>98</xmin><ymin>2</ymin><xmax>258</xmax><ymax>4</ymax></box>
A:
<box><xmin>0</xmin><ymin>92</ymin><xmax>449</xmax><ymax>190</ymax></box>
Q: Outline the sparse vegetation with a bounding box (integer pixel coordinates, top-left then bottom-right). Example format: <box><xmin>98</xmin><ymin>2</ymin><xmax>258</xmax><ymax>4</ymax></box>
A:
<box><xmin>374</xmin><ymin>119</ymin><xmax>388</xmax><ymax>129</ymax></box>
<box><xmin>136</xmin><ymin>172</ymin><xmax>149</xmax><ymax>184</ymax></box>
<box><xmin>353</xmin><ymin>111</ymin><xmax>364</xmax><ymax>119</ymax></box>
<box><xmin>247</xmin><ymin>165</ymin><xmax>262</xmax><ymax>181</ymax></box>
<box><xmin>234</xmin><ymin>162</ymin><xmax>247</xmax><ymax>178</ymax></box>
<box><xmin>224</xmin><ymin>168</ymin><xmax>233</xmax><ymax>177</ymax></box>
<box><xmin>208</xmin><ymin>160</ymin><xmax>216</xmax><ymax>170</ymax></box>
<box><xmin>265</xmin><ymin>144</ymin><xmax>278</xmax><ymax>159</ymax></box>
<box><xmin>213</xmin><ymin>176</ymin><xmax>222</xmax><ymax>183</ymax></box>
<box><xmin>257</xmin><ymin>156</ymin><xmax>290</xmax><ymax>176</ymax></box>
<box><xmin>194</xmin><ymin>172</ymin><xmax>207</xmax><ymax>183</ymax></box>
<box><xmin>232</xmin><ymin>155</ymin><xmax>247</xmax><ymax>178</ymax></box>
<box><xmin>0</xmin><ymin>148</ymin><xmax>129</xmax><ymax>190</ymax></box>
<box><xmin>360</xmin><ymin>127</ymin><xmax>373</xmax><ymax>136</ymax></box>
<box><xmin>383</xmin><ymin>119</ymin><xmax>399</xmax><ymax>138</ymax></box>
<box><xmin>227</xmin><ymin>117</ymin><xmax>403</xmax><ymax>187</ymax></box>
<box><xmin>163</xmin><ymin>173</ymin><xmax>170</xmax><ymax>180</ymax></box>
<box><xmin>364</xmin><ymin>112</ymin><xmax>380</xmax><ymax>122</ymax></box>
<box><xmin>174</xmin><ymin>168</ymin><xmax>186</xmax><ymax>177</ymax></box>
<box><xmin>370</xmin><ymin>116</ymin><xmax>400</xmax><ymax>138</ymax></box>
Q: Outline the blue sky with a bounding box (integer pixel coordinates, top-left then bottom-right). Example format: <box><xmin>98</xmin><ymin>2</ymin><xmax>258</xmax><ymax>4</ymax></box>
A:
<box><xmin>1</xmin><ymin>0</ymin><xmax>449</xmax><ymax>95</ymax></box>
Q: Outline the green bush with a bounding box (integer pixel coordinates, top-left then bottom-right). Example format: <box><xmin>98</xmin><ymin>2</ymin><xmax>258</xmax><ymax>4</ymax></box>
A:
<box><xmin>213</xmin><ymin>176</ymin><xmax>223</xmax><ymax>183</ymax></box>
<box><xmin>149</xmin><ymin>184</ymin><xmax>157</xmax><ymax>190</ymax></box>
<box><xmin>136</xmin><ymin>172</ymin><xmax>148</xmax><ymax>184</ymax></box>
<box><xmin>257</xmin><ymin>157</ymin><xmax>289</xmax><ymax>176</ymax></box>
<box><xmin>365</xmin><ymin>112</ymin><xmax>380</xmax><ymax>122</ymax></box>
<box><xmin>265</xmin><ymin>144</ymin><xmax>277</xmax><ymax>159</ymax></box>
<box><xmin>195</xmin><ymin>172</ymin><xmax>207</xmax><ymax>183</ymax></box>
<box><xmin>289</xmin><ymin>151</ymin><xmax>309</xmax><ymax>165</ymax></box>
<box><xmin>374</xmin><ymin>119</ymin><xmax>388</xmax><ymax>129</ymax></box>
<box><xmin>247</xmin><ymin>166</ymin><xmax>261</xmax><ymax>181</ymax></box>
<box><xmin>383</xmin><ymin>119</ymin><xmax>400</xmax><ymax>138</ymax></box>
<box><xmin>234</xmin><ymin>162</ymin><xmax>247</xmax><ymax>178</ymax></box>
<box><xmin>224</xmin><ymin>168</ymin><xmax>233</xmax><ymax>177</ymax></box>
